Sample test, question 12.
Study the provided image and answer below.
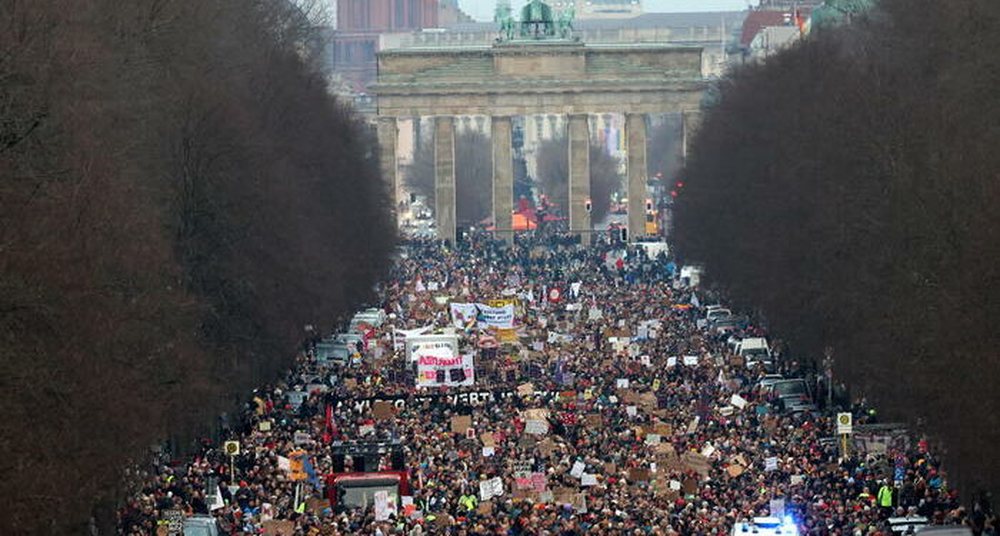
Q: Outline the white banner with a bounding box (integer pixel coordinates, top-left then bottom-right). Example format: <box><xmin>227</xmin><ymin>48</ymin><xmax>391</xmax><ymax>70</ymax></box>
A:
<box><xmin>476</xmin><ymin>303</ymin><xmax>515</xmax><ymax>329</ymax></box>
<box><xmin>406</xmin><ymin>333</ymin><xmax>459</xmax><ymax>363</ymax></box>
<box><xmin>450</xmin><ymin>302</ymin><xmax>515</xmax><ymax>329</ymax></box>
<box><xmin>415</xmin><ymin>347</ymin><xmax>475</xmax><ymax>388</ymax></box>
<box><xmin>450</xmin><ymin>303</ymin><xmax>479</xmax><ymax>329</ymax></box>
<box><xmin>393</xmin><ymin>325</ymin><xmax>433</xmax><ymax>352</ymax></box>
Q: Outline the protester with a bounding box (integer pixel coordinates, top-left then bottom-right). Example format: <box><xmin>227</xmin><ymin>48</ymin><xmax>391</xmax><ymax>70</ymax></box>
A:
<box><xmin>120</xmin><ymin>232</ymin><xmax>980</xmax><ymax>536</ymax></box>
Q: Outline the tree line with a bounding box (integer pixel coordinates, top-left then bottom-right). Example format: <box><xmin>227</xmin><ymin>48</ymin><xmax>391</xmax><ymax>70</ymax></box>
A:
<box><xmin>0</xmin><ymin>0</ymin><xmax>395</xmax><ymax>532</ymax></box>
<box><xmin>675</xmin><ymin>0</ymin><xmax>1000</xmax><ymax>499</ymax></box>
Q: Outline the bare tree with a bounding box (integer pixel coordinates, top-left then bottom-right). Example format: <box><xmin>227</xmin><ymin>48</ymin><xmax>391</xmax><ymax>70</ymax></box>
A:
<box><xmin>676</xmin><ymin>0</ymin><xmax>1000</xmax><ymax>499</ymax></box>
<box><xmin>535</xmin><ymin>135</ymin><xmax>624</xmax><ymax>223</ymax></box>
<box><xmin>0</xmin><ymin>0</ymin><xmax>395</xmax><ymax>532</ymax></box>
<box><xmin>405</xmin><ymin>130</ymin><xmax>493</xmax><ymax>225</ymax></box>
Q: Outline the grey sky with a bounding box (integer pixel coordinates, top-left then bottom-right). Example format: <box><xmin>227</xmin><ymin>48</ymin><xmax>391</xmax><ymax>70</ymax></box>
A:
<box><xmin>458</xmin><ymin>0</ymin><xmax>752</xmax><ymax>22</ymax></box>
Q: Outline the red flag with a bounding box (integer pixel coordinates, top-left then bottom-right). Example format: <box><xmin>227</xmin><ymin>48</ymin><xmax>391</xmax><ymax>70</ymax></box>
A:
<box><xmin>547</xmin><ymin>286</ymin><xmax>562</xmax><ymax>303</ymax></box>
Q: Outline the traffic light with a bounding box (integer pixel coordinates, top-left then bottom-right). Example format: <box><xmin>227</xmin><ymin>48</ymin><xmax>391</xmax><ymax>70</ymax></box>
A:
<box><xmin>676</xmin><ymin>181</ymin><xmax>685</xmax><ymax>189</ymax></box>
<box><xmin>619</xmin><ymin>227</ymin><xmax>628</xmax><ymax>242</ymax></box>
<box><xmin>585</xmin><ymin>197</ymin><xmax>592</xmax><ymax>213</ymax></box>
<box><xmin>645</xmin><ymin>198</ymin><xmax>653</xmax><ymax>212</ymax></box>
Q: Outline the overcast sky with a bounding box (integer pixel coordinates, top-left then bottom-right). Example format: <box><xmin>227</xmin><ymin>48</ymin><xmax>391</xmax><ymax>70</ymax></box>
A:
<box><xmin>458</xmin><ymin>0</ymin><xmax>752</xmax><ymax>21</ymax></box>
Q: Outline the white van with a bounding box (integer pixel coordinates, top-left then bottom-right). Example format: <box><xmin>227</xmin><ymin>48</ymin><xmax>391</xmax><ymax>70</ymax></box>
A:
<box><xmin>679</xmin><ymin>265</ymin><xmax>703</xmax><ymax>287</ymax></box>
<box><xmin>731</xmin><ymin>517</ymin><xmax>798</xmax><ymax>536</ymax></box>
<box><xmin>735</xmin><ymin>337</ymin><xmax>772</xmax><ymax>368</ymax></box>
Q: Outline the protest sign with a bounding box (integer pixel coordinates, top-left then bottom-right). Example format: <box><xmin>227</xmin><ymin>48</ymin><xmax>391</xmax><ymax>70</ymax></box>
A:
<box><xmin>451</xmin><ymin>415</ymin><xmax>472</xmax><ymax>434</ymax></box>
<box><xmin>683</xmin><ymin>355</ymin><xmax>699</xmax><ymax>366</ymax></box>
<box><xmin>261</xmin><ymin>520</ymin><xmax>296</xmax><ymax>536</ymax></box>
<box><xmin>653</xmin><ymin>423</ymin><xmax>672</xmax><ymax>436</ymax></box>
<box><xmin>416</xmin><ymin>347</ymin><xmax>474</xmax><ymax>388</ymax></box>
<box><xmin>524</xmin><ymin>419</ymin><xmax>549</xmax><ymax>435</ymax></box>
<box><xmin>729</xmin><ymin>394</ymin><xmax>749</xmax><ymax>410</ymax></box>
<box><xmin>581</xmin><ymin>473</ymin><xmax>598</xmax><ymax>486</ymax></box>
<box><xmin>479</xmin><ymin>477</ymin><xmax>504</xmax><ymax>501</ymax></box>
<box><xmin>570</xmin><ymin>460</ymin><xmax>586</xmax><ymax>479</ymax></box>
<box><xmin>406</xmin><ymin>333</ymin><xmax>459</xmax><ymax>363</ymax></box>
<box><xmin>482</xmin><ymin>446</ymin><xmax>496</xmax><ymax>457</ymax></box>
<box><xmin>374</xmin><ymin>490</ymin><xmax>396</xmax><ymax>521</ymax></box>
<box><xmin>373</xmin><ymin>401</ymin><xmax>395</xmax><ymax>420</ymax></box>
<box><xmin>522</xmin><ymin>408</ymin><xmax>550</xmax><ymax>421</ymax></box>
<box><xmin>682</xmin><ymin>452</ymin><xmax>712</xmax><ymax>476</ymax></box>
<box><xmin>645</xmin><ymin>433</ymin><xmax>661</xmax><ymax>446</ymax></box>
<box><xmin>764</xmin><ymin>457</ymin><xmax>779</xmax><ymax>472</ymax></box>
<box><xmin>727</xmin><ymin>464</ymin><xmax>746</xmax><ymax>478</ymax></box>
<box><xmin>393</xmin><ymin>325</ymin><xmax>432</xmax><ymax>352</ymax></box>
<box><xmin>628</xmin><ymin>468</ymin><xmax>651</xmax><ymax>482</ymax></box>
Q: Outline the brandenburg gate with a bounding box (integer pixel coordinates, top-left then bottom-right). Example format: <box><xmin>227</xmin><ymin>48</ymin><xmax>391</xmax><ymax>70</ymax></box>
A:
<box><xmin>372</xmin><ymin>0</ymin><xmax>706</xmax><ymax>244</ymax></box>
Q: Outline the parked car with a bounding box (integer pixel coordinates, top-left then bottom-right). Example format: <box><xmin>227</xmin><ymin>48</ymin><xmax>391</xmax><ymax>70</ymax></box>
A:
<box><xmin>184</xmin><ymin>515</ymin><xmax>220</xmax><ymax>536</ymax></box>
<box><xmin>916</xmin><ymin>526</ymin><xmax>973</xmax><ymax>536</ymax></box>
<box><xmin>756</xmin><ymin>374</ymin><xmax>784</xmax><ymax>391</ymax></box>
<box><xmin>764</xmin><ymin>378</ymin><xmax>813</xmax><ymax>413</ymax></box>
<box><xmin>888</xmin><ymin>516</ymin><xmax>929</xmax><ymax>534</ymax></box>
<box><xmin>736</xmin><ymin>337</ymin><xmax>774</xmax><ymax>369</ymax></box>
<box><xmin>705</xmin><ymin>307</ymin><xmax>732</xmax><ymax>322</ymax></box>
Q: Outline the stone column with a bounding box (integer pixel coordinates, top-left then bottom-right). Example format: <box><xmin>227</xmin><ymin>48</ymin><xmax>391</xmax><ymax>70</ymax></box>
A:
<box><xmin>491</xmin><ymin>116</ymin><xmax>514</xmax><ymax>243</ymax></box>
<box><xmin>376</xmin><ymin>116</ymin><xmax>399</xmax><ymax>216</ymax></box>
<box><xmin>626</xmin><ymin>113</ymin><xmax>648</xmax><ymax>241</ymax></box>
<box><xmin>434</xmin><ymin>116</ymin><xmax>456</xmax><ymax>244</ymax></box>
<box><xmin>567</xmin><ymin>114</ymin><xmax>591</xmax><ymax>246</ymax></box>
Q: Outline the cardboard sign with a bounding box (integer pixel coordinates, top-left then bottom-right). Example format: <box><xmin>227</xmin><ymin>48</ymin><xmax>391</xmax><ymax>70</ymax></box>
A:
<box><xmin>373</xmin><ymin>401</ymin><xmax>395</xmax><ymax>420</ymax></box>
<box><xmin>653</xmin><ymin>424</ymin><xmax>673</xmax><ymax>436</ymax></box>
<box><xmin>682</xmin><ymin>451</ymin><xmax>712</xmax><ymax>476</ymax></box>
<box><xmin>451</xmin><ymin>415</ymin><xmax>472</xmax><ymax>435</ymax></box>
<box><xmin>586</xmin><ymin>414</ymin><xmax>603</xmax><ymax>427</ymax></box>
<box><xmin>727</xmin><ymin>464</ymin><xmax>746</xmax><ymax>478</ymax></box>
<box><xmin>628</xmin><ymin>468</ymin><xmax>651</xmax><ymax>482</ymax></box>
<box><xmin>604</xmin><ymin>462</ymin><xmax>617</xmax><ymax>475</ymax></box>
<box><xmin>478</xmin><ymin>501</ymin><xmax>494</xmax><ymax>515</ymax></box>
<box><xmin>261</xmin><ymin>520</ymin><xmax>296</xmax><ymax>536</ymax></box>
<box><xmin>682</xmin><ymin>477</ymin><xmax>698</xmax><ymax>495</ymax></box>
<box><xmin>523</xmin><ymin>408</ymin><xmax>550</xmax><ymax>421</ymax></box>
<box><xmin>480</xmin><ymin>432</ymin><xmax>496</xmax><ymax>447</ymax></box>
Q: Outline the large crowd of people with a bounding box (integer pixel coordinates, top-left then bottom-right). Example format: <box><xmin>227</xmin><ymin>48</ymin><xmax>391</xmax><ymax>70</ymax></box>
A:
<box><xmin>118</xmin><ymin>233</ymin><xmax>995</xmax><ymax>536</ymax></box>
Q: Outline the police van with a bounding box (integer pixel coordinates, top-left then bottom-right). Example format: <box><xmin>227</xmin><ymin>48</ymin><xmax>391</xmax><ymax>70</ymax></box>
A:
<box><xmin>731</xmin><ymin>517</ymin><xmax>799</xmax><ymax>536</ymax></box>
